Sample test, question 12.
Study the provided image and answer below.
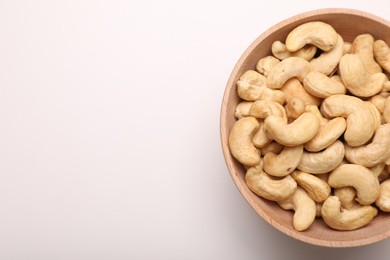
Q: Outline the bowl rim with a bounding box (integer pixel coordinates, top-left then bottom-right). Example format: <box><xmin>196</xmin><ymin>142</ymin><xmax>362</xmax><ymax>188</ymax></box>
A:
<box><xmin>220</xmin><ymin>8</ymin><xmax>390</xmax><ymax>248</ymax></box>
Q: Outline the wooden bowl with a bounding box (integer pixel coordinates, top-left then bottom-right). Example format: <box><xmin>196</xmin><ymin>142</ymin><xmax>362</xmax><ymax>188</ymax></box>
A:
<box><xmin>220</xmin><ymin>8</ymin><xmax>390</xmax><ymax>247</ymax></box>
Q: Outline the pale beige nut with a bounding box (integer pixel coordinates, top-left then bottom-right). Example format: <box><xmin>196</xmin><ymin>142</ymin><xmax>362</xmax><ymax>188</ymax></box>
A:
<box><xmin>369</xmin><ymin>92</ymin><xmax>390</xmax><ymax>113</ymax></box>
<box><xmin>260</xmin><ymin>141</ymin><xmax>284</xmax><ymax>156</ymax></box>
<box><xmin>370</xmin><ymin>163</ymin><xmax>386</xmax><ymax>178</ymax></box>
<box><xmin>343</xmin><ymin>42</ymin><xmax>352</xmax><ymax>55</ymax></box>
<box><xmin>383</xmin><ymin>96</ymin><xmax>390</xmax><ymax>123</ymax></box>
<box><xmin>237</xmin><ymin>70</ymin><xmax>285</xmax><ymax>103</ymax></box>
<box><xmin>245</xmin><ymin>164</ymin><xmax>297</xmax><ymax>202</ymax></box>
<box><xmin>267</xmin><ymin>57</ymin><xmax>312</xmax><ymax>89</ymax></box>
<box><xmin>285</xmin><ymin>21</ymin><xmax>338</xmax><ymax>52</ymax></box>
<box><xmin>383</xmin><ymin>81</ymin><xmax>390</xmax><ymax>92</ymax></box>
<box><xmin>277</xmin><ymin>187</ymin><xmax>316</xmax><ymax>231</ymax></box>
<box><xmin>291</xmin><ymin>171</ymin><xmax>331</xmax><ymax>203</ymax></box>
<box><xmin>321</xmin><ymin>94</ymin><xmax>376</xmax><ymax>146</ymax></box>
<box><xmin>321</xmin><ymin>196</ymin><xmax>378</xmax><ymax>231</ymax></box>
<box><xmin>310</xmin><ymin>34</ymin><xmax>344</xmax><ymax>75</ymax></box>
<box><xmin>351</xmin><ymin>34</ymin><xmax>382</xmax><ymax>75</ymax></box>
<box><xmin>249</xmin><ymin>100</ymin><xmax>287</xmax><ymax>122</ymax></box>
<box><xmin>365</xmin><ymin>101</ymin><xmax>382</xmax><ymax>128</ymax></box>
<box><xmin>271</xmin><ymin>41</ymin><xmax>317</xmax><ymax>60</ymax></box>
<box><xmin>334</xmin><ymin>187</ymin><xmax>359</xmax><ymax>210</ymax></box>
<box><xmin>305</xmin><ymin>105</ymin><xmax>328</xmax><ymax>126</ymax></box>
<box><xmin>285</xmin><ymin>96</ymin><xmax>305</xmax><ymax>119</ymax></box>
<box><xmin>264</xmin><ymin>112</ymin><xmax>320</xmax><ymax>146</ymax></box>
<box><xmin>304</xmin><ymin>117</ymin><xmax>346</xmax><ymax>152</ymax></box>
<box><xmin>234</xmin><ymin>101</ymin><xmax>254</xmax><ymax>119</ymax></box>
<box><xmin>339</xmin><ymin>54</ymin><xmax>386</xmax><ymax>97</ymax></box>
<box><xmin>303</xmin><ymin>71</ymin><xmax>346</xmax><ymax>98</ymax></box>
<box><xmin>263</xmin><ymin>145</ymin><xmax>303</xmax><ymax>177</ymax></box>
<box><xmin>328</xmin><ymin>164</ymin><xmax>380</xmax><ymax>205</ymax></box>
<box><xmin>228</xmin><ymin>117</ymin><xmax>260</xmax><ymax>166</ymax></box>
<box><xmin>376</xmin><ymin>179</ymin><xmax>390</xmax><ymax>211</ymax></box>
<box><xmin>280</xmin><ymin>78</ymin><xmax>321</xmax><ymax>106</ymax></box>
<box><xmin>374</xmin><ymin>39</ymin><xmax>390</xmax><ymax>74</ymax></box>
<box><xmin>298</xmin><ymin>140</ymin><xmax>344</xmax><ymax>174</ymax></box>
<box><xmin>256</xmin><ymin>56</ymin><xmax>280</xmax><ymax>77</ymax></box>
<box><xmin>252</xmin><ymin>121</ymin><xmax>271</xmax><ymax>148</ymax></box>
<box><xmin>345</xmin><ymin>124</ymin><xmax>390</xmax><ymax>167</ymax></box>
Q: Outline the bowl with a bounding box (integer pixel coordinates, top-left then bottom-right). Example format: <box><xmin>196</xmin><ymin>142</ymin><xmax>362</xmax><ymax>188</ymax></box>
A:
<box><xmin>220</xmin><ymin>8</ymin><xmax>390</xmax><ymax>247</ymax></box>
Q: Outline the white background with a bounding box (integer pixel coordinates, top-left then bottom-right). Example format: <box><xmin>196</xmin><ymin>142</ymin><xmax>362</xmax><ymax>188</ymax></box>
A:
<box><xmin>1</xmin><ymin>0</ymin><xmax>390</xmax><ymax>259</ymax></box>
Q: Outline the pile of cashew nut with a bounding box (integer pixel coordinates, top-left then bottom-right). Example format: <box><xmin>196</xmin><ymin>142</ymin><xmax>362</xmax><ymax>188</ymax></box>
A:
<box><xmin>229</xmin><ymin>21</ymin><xmax>390</xmax><ymax>231</ymax></box>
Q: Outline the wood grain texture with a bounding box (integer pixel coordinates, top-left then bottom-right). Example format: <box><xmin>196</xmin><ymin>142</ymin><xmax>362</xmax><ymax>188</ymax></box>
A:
<box><xmin>220</xmin><ymin>8</ymin><xmax>390</xmax><ymax>248</ymax></box>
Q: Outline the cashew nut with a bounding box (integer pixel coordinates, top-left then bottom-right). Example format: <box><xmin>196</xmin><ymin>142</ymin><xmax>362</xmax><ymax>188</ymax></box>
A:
<box><xmin>277</xmin><ymin>187</ymin><xmax>316</xmax><ymax>231</ymax></box>
<box><xmin>252</xmin><ymin>121</ymin><xmax>271</xmax><ymax>148</ymax></box>
<box><xmin>234</xmin><ymin>101</ymin><xmax>254</xmax><ymax>119</ymax></box>
<box><xmin>285</xmin><ymin>21</ymin><xmax>338</xmax><ymax>52</ymax></box>
<box><xmin>383</xmin><ymin>96</ymin><xmax>390</xmax><ymax>123</ymax></box>
<box><xmin>271</xmin><ymin>40</ymin><xmax>317</xmax><ymax>60</ymax></box>
<box><xmin>281</xmin><ymin>78</ymin><xmax>321</xmax><ymax>106</ymax></box>
<box><xmin>365</xmin><ymin>101</ymin><xmax>382</xmax><ymax>128</ymax></box>
<box><xmin>345</xmin><ymin>124</ymin><xmax>390</xmax><ymax>167</ymax></box>
<box><xmin>343</xmin><ymin>42</ymin><xmax>352</xmax><ymax>55</ymax></box>
<box><xmin>328</xmin><ymin>164</ymin><xmax>380</xmax><ymax>205</ymax></box>
<box><xmin>376</xmin><ymin>179</ymin><xmax>390</xmax><ymax>212</ymax></box>
<box><xmin>249</xmin><ymin>100</ymin><xmax>287</xmax><ymax>122</ymax></box>
<box><xmin>303</xmin><ymin>71</ymin><xmax>346</xmax><ymax>98</ymax></box>
<box><xmin>369</xmin><ymin>92</ymin><xmax>390</xmax><ymax>113</ymax></box>
<box><xmin>298</xmin><ymin>140</ymin><xmax>345</xmax><ymax>174</ymax></box>
<box><xmin>374</xmin><ymin>39</ymin><xmax>390</xmax><ymax>74</ymax></box>
<box><xmin>264</xmin><ymin>112</ymin><xmax>320</xmax><ymax>146</ymax></box>
<box><xmin>351</xmin><ymin>34</ymin><xmax>382</xmax><ymax>75</ymax></box>
<box><xmin>237</xmin><ymin>70</ymin><xmax>285</xmax><ymax>103</ymax></box>
<box><xmin>291</xmin><ymin>171</ymin><xmax>331</xmax><ymax>203</ymax></box>
<box><xmin>263</xmin><ymin>145</ymin><xmax>303</xmax><ymax>177</ymax></box>
<box><xmin>260</xmin><ymin>141</ymin><xmax>284</xmax><ymax>156</ymax></box>
<box><xmin>256</xmin><ymin>56</ymin><xmax>280</xmax><ymax>77</ymax></box>
<box><xmin>370</xmin><ymin>163</ymin><xmax>386</xmax><ymax>178</ymax></box>
<box><xmin>334</xmin><ymin>187</ymin><xmax>359</xmax><ymax>210</ymax></box>
<box><xmin>321</xmin><ymin>196</ymin><xmax>378</xmax><ymax>231</ymax></box>
<box><xmin>285</xmin><ymin>96</ymin><xmax>305</xmax><ymax>120</ymax></box>
<box><xmin>267</xmin><ymin>57</ymin><xmax>312</xmax><ymax>89</ymax></box>
<box><xmin>310</xmin><ymin>34</ymin><xmax>344</xmax><ymax>75</ymax></box>
<box><xmin>339</xmin><ymin>54</ymin><xmax>386</xmax><ymax>97</ymax></box>
<box><xmin>228</xmin><ymin>117</ymin><xmax>261</xmax><ymax>166</ymax></box>
<box><xmin>321</xmin><ymin>94</ymin><xmax>376</xmax><ymax>146</ymax></box>
<box><xmin>245</xmin><ymin>164</ymin><xmax>297</xmax><ymax>202</ymax></box>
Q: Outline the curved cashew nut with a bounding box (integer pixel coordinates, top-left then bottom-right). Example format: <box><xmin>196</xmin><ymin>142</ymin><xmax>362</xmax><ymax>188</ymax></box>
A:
<box><xmin>234</xmin><ymin>101</ymin><xmax>254</xmax><ymax>119</ymax></box>
<box><xmin>237</xmin><ymin>70</ymin><xmax>285</xmax><ymax>103</ymax></box>
<box><xmin>260</xmin><ymin>141</ymin><xmax>284</xmax><ymax>156</ymax></box>
<box><xmin>245</xmin><ymin>164</ymin><xmax>297</xmax><ymax>202</ymax></box>
<box><xmin>374</xmin><ymin>39</ymin><xmax>390</xmax><ymax>74</ymax></box>
<box><xmin>298</xmin><ymin>140</ymin><xmax>345</xmax><ymax>174</ymax></box>
<box><xmin>334</xmin><ymin>187</ymin><xmax>359</xmax><ymax>210</ymax></box>
<box><xmin>267</xmin><ymin>57</ymin><xmax>312</xmax><ymax>89</ymax></box>
<box><xmin>339</xmin><ymin>54</ymin><xmax>386</xmax><ymax>97</ymax></box>
<box><xmin>303</xmin><ymin>71</ymin><xmax>346</xmax><ymax>98</ymax></box>
<box><xmin>277</xmin><ymin>187</ymin><xmax>316</xmax><ymax>231</ymax></box>
<box><xmin>271</xmin><ymin>41</ymin><xmax>317</xmax><ymax>60</ymax></box>
<box><xmin>310</xmin><ymin>34</ymin><xmax>344</xmax><ymax>75</ymax></box>
<box><xmin>321</xmin><ymin>94</ymin><xmax>376</xmax><ymax>146</ymax></box>
<box><xmin>345</xmin><ymin>124</ymin><xmax>390</xmax><ymax>167</ymax></box>
<box><xmin>365</xmin><ymin>101</ymin><xmax>382</xmax><ymax>128</ymax></box>
<box><xmin>291</xmin><ymin>171</ymin><xmax>331</xmax><ymax>203</ymax></box>
<box><xmin>328</xmin><ymin>164</ymin><xmax>380</xmax><ymax>205</ymax></box>
<box><xmin>263</xmin><ymin>145</ymin><xmax>303</xmax><ymax>177</ymax></box>
<box><xmin>252</xmin><ymin>121</ymin><xmax>271</xmax><ymax>148</ymax></box>
<box><xmin>285</xmin><ymin>21</ymin><xmax>338</xmax><ymax>52</ymax></box>
<box><xmin>256</xmin><ymin>55</ymin><xmax>280</xmax><ymax>77</ymax></box>
<box><xmin>383</xmin><ymin>96</ymin><xmax>390</xmax><ymax>123</ymax></box>
<box><xmin>264</xmin><ymin>112</ymin><xmax>320</xmax><ymax>146</ymax></box>
<box><xmin>376</xmin><ymin>179</ymin><xmax>390</xmax><ymax>212</ymax></box>
<box><xmin>228</xmin><ymin>117</ymin><xmax>260</xmax><ymax>166</ymax></box>
<box><xmin>369</xmin><ymin>92</ymin><xmax>390</xmax><ymax>113</ymax></box>
<box><xmin>351</xmin><ymin>34</ymin><xmax>382</xmax><ymax>75</ymax></box>
<box><xmin>281</xmin><ymin>78</ymin><xmax>321</xmax><ymax>106</ymax></box>
<box><xmin>285</xmin><ymin>96</ymin><xmax>305</xmax><ymax>119</ymax></box>
<box><xmin>343</xmin><ymin>42</ymin><xmax>352</xmax><ymax>55</ymax></box>
<box><xmin>249</xmin><ymin>100</ymin><xmax>288</xmax><ymax>122</ymax></box>
<box><xmin>321</xmin><ymin>196</ymin><xmax>378</xmax><ymax>231</ymax></box>
<box><xmin>370</xmin><ymin>163</ymin><xmax>386</xmax><ymax>178</ymax></box>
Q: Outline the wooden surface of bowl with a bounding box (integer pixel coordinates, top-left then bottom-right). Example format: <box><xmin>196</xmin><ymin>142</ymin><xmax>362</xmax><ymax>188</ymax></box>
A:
<box><xmin>220</xmin><ymin>8</ymin><xmax>390</xmax><ymax>247</ymax></box>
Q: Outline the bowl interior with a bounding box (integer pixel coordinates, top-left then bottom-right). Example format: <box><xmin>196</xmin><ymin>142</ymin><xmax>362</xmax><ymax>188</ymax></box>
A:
<box><xmin>221</xmin><ymin>9</ymin><xmax>390</xmax><ymax>247</ymax></box>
